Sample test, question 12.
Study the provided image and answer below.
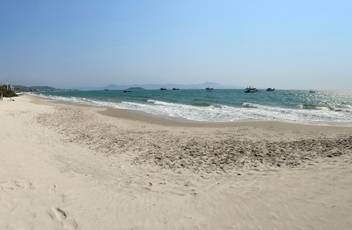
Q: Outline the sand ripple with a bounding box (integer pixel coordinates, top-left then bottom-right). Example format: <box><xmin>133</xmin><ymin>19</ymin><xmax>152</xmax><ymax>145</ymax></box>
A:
<box><xmin>36</xmin><ymin>104</ymin><xmax>352</xmax><ymax>174</ymax></box>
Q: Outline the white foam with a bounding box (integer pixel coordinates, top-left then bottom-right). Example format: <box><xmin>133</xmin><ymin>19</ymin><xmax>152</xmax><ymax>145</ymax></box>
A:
<box><xmin>32</xmin><ymin>93</ymin><xmax>352</xmax><ymax>126</ymax></box>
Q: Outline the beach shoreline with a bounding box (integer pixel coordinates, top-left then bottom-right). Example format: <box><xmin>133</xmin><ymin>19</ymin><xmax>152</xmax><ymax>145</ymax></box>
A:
<box><xmin>31</xmin><ymin>89</ymin><xmax>352</xmax><ymax>127</ymax></box>
<box><xmin>1</xmin><ymin>94</ymin><xmax>352</xmax><ymax>229</ymax></box>
<box><xmin>32</xmin><ymin>93</ymin><xmax>352</xmax><ymax>130</ymax></box>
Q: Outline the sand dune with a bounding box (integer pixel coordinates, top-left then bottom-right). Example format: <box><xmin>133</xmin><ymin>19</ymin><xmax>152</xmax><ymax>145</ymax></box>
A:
<box><xmin>1</xmin><ymin>95</ymin><xmax>351</xmax><ymax>230</ymax></box>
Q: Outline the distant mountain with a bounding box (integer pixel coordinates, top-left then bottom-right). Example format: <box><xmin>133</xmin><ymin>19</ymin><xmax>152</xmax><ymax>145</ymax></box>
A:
<box><xmin>103</xmin><ymin>84</ymin><xmax>120</xmax><ymax>90</ymax></box>
<box><xmin>81</xmin><ymin>82</ymin><xmax>242</xmax><ymax>91</ymax></box>
<box><xmin>125</xmin><ymin>87</ymin><xmax>145</xmax><ymax>90</ymax></box>
<box><xmin>13</xmin><ymin>85</ymin><xmax>56</xmax><ymax>90</ymax></box>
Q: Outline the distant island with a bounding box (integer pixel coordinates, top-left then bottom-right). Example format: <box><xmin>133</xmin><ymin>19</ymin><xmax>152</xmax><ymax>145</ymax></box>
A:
<box><xmin>125</xmin><ymin>87</ymin><xmax>145</xmax><ymax>90</ymax></box>
<box><xmin>96</xmin><ymin>82</ymin><xmax>241</xmax><ymax>91</ymax></box>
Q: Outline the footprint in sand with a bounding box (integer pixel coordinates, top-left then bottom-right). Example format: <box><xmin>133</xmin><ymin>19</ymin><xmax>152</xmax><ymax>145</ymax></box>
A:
<box><xmin>47</xmin><ymin>207</ymin><xmax>78</xmax><ymax>230</ymax></box>
<box><xmin>51</xmin><ymin>207</ymin><xmax>67</xmax><ymax>221</ymax></box>
<box><xmin>63</xmin><ymin>219</ymin><xmax>79</xmax><ymax>230</ymax></box>
<box><xmin>49</xmin><ymin>185</ymin><xmax>56</xmax><ymax>194</ymax></box>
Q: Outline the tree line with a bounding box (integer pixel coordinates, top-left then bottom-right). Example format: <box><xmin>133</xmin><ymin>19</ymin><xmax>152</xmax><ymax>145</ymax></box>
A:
<box><xmin>0</xmin><ymin>85</ymin><xmax>18</xmax><ymax>97</ymax></box>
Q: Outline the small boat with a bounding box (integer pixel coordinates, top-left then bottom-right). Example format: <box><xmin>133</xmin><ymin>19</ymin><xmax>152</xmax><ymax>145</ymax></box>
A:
<box><xmin>104</xmin><ymin>89</ymin><xmax>109</xmax><ymax>91</ymax></box>
<box><xmin>160</xmin><ymin>87</ymin><xmax>166</xmax><ymax>90</ymax></box>
<box><xmin>172</xmin><ymin>87</ymin><xmax>179</xmax><ymax>90</ymax></box>
<box><xmin>123</xmin><ymin>90</ymin><xmax>131</xmax><ymax>93</ymax></box>
<box><xmin>266</xmin><ymin>88</ymin><xmax>275</xmax><ymax>91</ymax></box>
<box><xmin>245</xmin><ymin>86</ymin><xmax>259</xmax><ymax>93</ymax></box>
<box><xmin>205</xmin><ymin>87</ymin><xmax>213</xmax><ymax>92</ymax></box>
<box><xmin>309</xmin><ymin>90</ymin><xmax>315</xmax><ymax>93</ymax></box>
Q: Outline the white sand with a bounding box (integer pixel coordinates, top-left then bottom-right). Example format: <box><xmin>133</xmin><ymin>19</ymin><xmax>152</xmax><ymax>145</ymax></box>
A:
<box><xmin>1</xmin><ymin>95</ymin><xmax>352</xmax><ymax>230</ymax></box>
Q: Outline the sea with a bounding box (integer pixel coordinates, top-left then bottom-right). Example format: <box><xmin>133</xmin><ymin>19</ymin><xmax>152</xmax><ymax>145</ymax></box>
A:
<box><xmin>34</xmin><ymin>89</ymin><xmax>352</xmax><ymax>127</ymax></box>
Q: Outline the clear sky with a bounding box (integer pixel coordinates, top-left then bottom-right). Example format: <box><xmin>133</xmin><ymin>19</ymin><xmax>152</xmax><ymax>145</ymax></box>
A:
<box><xmin>1</xmin><ymin>1</ymin><xmax>351</xmax><ymax>90</ymax></box>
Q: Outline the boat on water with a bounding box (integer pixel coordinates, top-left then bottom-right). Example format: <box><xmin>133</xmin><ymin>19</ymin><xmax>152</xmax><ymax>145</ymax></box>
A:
<box><xmin>172</xmin><ymin>87</ymin><xmax>179</xmax><ymax>90</ymax></box>
<box><xmin>160</xmin><ymin>87</ymin><xmax>167</xmax><ymax>90</ymax></box>
<box><xmin>309</xmin><ymin>90</ymin><xmax>316</xmax><ymax>93</ymax></box>
<box><xmin>266</xmin><ymin>88</ymin><xmax>275</xmax><ymax>91</ymax></box>
<box><xmin>123</xmin><ymin>90</ymin><xmax>131</xmax><ymax>93</ymax></box>
<box><xmin>104</xmin><ymin>89</ymin><xmax>109</xmax><ymax>91</ymax></box>
<box><xmin>245</xmin><ymin>86</ymin><xmax>259</xmax><ymax>93</ymax></box>
<box><xmin>205</xmin><ymin>87</ymin><xmax>213</xmax><ymax>92</ymax></box>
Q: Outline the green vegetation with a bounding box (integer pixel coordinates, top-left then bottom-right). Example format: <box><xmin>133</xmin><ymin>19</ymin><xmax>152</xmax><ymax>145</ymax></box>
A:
<box><xmin>0</xmin><ymin>85</ymin><xmax>18</xmax><ymax>97</ymax></box>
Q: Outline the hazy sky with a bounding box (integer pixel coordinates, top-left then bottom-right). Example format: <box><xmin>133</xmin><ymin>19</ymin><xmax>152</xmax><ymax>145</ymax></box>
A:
<box><xmin>1</xmin><ymin>1</ymin><xmax>351</xmax><ymax>90</ymax></box>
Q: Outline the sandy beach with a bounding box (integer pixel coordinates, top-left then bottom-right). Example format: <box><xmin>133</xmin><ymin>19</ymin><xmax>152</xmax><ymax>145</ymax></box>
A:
<box><xmin>1</xmin><ymin>94</ymin><xmax>352</xmax><ymax>230</ymax></box>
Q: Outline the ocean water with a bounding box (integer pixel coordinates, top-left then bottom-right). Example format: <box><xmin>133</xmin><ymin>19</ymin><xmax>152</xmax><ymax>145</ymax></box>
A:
<box><xmin>35</xmin><ymin>89</ymin><xmax>352</xmax><ymax>126</ymax></box>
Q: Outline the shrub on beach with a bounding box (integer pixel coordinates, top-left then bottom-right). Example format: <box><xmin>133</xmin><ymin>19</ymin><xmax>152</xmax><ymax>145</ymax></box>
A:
<box><xmin>0</xmin><ymin>85</ymin><xmax>18</xmax><ymax>97</ymax></box>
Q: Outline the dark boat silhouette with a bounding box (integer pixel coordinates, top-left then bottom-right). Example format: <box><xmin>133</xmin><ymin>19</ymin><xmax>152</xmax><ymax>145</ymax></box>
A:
<box><xmin>245</xmin><ymin>86</ymin><xmax>259</xmax><ymax>93</ymax></box>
